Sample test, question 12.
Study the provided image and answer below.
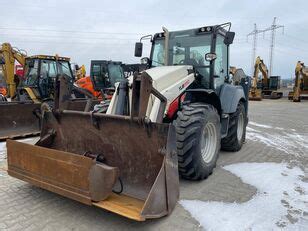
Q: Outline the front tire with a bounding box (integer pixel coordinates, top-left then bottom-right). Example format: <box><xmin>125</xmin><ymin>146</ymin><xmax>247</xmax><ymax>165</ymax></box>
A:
<box><xmin>221</xmin><ymin>102</ymin><xmax>246</xmax><ymax>151</ymax></box>
<box><xmin>175</xmin><ymin>103</ymin><xmax>221</xmax><ymax>180</ymax></box>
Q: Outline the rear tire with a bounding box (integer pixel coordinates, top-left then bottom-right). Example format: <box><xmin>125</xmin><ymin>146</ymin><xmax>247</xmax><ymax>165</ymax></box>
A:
<box><xmin>221</xmin><ymin>102</ymin><xmax>246</xmax><ymax>151</ymax></box>
<box><xmin>175</xmin><ymin>103</ymin><xmax>220</xmax><ymax>180</ymax></box>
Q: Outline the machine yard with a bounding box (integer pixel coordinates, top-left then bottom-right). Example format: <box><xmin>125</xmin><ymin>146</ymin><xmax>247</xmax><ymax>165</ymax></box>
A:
<box><xmin>0</xmin><ymin>98</ymin><xmax>307</xmax><ymax>230</ymax></box>
<box><xmin>1</xmin><ymin>1</ymin><xmax>308</xmax><ymax>230</ymax></box>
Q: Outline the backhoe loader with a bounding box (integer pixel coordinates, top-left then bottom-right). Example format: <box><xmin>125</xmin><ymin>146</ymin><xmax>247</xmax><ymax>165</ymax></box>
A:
<box><xmin>7</xmin><ymin>23</ymin><xmax>249</xmax><ymax>221</ymax></box>
<box><xmin>288</xmin><ymin>61</ymin><xmax>308</xmax><ymax>102</ymax></box>
<box><xmin>0</xmin><ymin>55</ymin><xmax>97</xmax><ymax>140</ymax></box>
<box><xmin>249</xmin><ymin>56</ymin><xmax>282</xmax><ymax>100</ymax></box>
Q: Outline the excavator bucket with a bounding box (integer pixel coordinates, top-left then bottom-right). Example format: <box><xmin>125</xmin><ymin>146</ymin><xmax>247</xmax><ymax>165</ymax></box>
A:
<box><xmin>7</xmin><ymin>74</ymin><xmax>179</xmax><ymax>221</ymax></box>
<box><xmin>0</xmin><ymin>99</ymin><xmax>97</xmax><ymax>140</ymax></box>
<box><xmin>0</xmin><ymin>102</ymin><xmax>41</xmax><ymax>140</ymax></box>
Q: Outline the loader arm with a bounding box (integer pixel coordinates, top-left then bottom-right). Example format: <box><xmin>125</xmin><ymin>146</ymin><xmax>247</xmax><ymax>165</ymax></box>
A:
<box><xmin>0</xmin><ymin>43</ymin><xmax>27</xmax><ymax>97</ymax></box>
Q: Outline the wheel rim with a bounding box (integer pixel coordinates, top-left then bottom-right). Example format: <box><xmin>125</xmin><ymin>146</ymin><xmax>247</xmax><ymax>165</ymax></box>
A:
<box><xmin>200</xmin><ymin>122</ymin><xmax>217</xmax><ymax>163</ymax></box>
<box><xmin>237</xmin><ymin>112</ymin><xmax>244</xmax><ymax>141</ymax></box>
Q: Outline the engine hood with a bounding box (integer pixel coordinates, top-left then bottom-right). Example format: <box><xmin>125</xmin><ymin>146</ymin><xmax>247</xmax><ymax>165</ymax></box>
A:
<box><xmin>145</xmin><ymin>66</ymin><xmax>193</xmax><ymax>92</ymax></box>
<box><xmin>127</xmin><ymin>65</ymin><xmax>193</xmax><ymax>92</ymax></box>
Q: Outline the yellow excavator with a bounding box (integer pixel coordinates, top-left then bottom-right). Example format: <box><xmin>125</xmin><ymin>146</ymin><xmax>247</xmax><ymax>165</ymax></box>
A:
<box><xmin>288</xmin><ymin>61</ymin><xmax>308</xmax><ymax>102</ymax></box>
<box><xmin>0</xmin><ymin>43</ymin><xmax>27</xmax><ymax>98</ymax></box>
<box><xmin>249</xmin><ymin>57</ymin><xmax>263</xmax><ymax>100</ymax></box>
<box><xmin>249</xmin><ymin>56</ymin><xmax>282</xmax><ymax>100</ymax></box>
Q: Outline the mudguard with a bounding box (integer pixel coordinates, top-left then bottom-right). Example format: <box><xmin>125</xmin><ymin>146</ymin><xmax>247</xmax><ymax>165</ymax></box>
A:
<box><xmin>219</xmin><ymin>83</ymin><xmax>246</xmax><ymax>114</ymax></box>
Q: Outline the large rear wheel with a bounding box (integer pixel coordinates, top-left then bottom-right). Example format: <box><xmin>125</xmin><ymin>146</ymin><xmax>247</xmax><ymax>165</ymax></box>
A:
<box><xmin>175</xmin><ymin>103</ymin><xmax>221</xmax><ymax>180</ymax></box>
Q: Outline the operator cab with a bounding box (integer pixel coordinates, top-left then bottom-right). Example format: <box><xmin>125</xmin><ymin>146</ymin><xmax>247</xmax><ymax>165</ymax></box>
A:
<box><xmin>90</xmin><ymin>60</ymin><xmax>125</xmax><ymax>92</ymax></box>
<box><xmin>135</xmin><ymin>24</ymin><xmax>235</xmax><ymax>92</ymax></box>
<box><xmin>19</xmin><ymin>55</ymin><xmax>74</xmax><ymax>100</ymax></box>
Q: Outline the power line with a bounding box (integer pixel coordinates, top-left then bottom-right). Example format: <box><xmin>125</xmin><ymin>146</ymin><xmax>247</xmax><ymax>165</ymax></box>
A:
<box><xmin>247</xmin><ymin>17</ymin><xmax>284</xmax><ymax>76</ymax></box>
<box><xmin>247</xmin><ymin>23</ymin><xmax>262</xmax><ymax>76</ymax></box>
<box><xmin>0</xmin><ymin>27</ymin><xmax>143</xmax><ymax>36</ymax></box>
<box><xmin>0</xmin><ymin>33</ymin><xmax>138</xmax><ymax>41</ymax></box>
<box><xmin>260</xmin><ymin>17</ymin><xmax>284</xmax><ymax>76</ymax></box>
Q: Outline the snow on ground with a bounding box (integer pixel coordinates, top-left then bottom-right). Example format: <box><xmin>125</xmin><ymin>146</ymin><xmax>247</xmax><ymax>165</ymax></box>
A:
<box><xmin>248</xmin><ymin>121</ymin><xmax>273</xmax><ymax>129</ymax></box>
<box><xmin>0</xmin><ymin>142</ymin><xmax>6</xmax><ymax>161</ymax></box>
<box><xmin>0</xmin><ymin>137</ymin><xmax>39</xmax><ymax>161</ymax></box>
<box><xmin>181</xmin><ymin>162</ymin><xmax>308</xmax><ymax>231</ymax></box>
<box><xmin>246</xmin><ymin>122</ymin><xmax>308</xmax><ymax>156</ymax></box>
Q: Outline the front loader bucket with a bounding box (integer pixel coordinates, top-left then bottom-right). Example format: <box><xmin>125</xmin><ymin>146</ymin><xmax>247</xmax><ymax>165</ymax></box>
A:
<box><xmin>7</xmin><ymin>110</ymin><xmax>179</xmax><ymax>221</ymax></box>
<box><xmin>0</xmin><ymin>102</ymin><xmax>41</xmax><ymax>140</ymax></box>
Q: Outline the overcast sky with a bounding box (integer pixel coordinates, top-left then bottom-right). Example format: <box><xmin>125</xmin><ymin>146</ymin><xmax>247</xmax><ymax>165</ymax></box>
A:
<box><xmin>1</xmin><ymin>0</ymin><xmax>307</xmax><ymax>78</ymax></box>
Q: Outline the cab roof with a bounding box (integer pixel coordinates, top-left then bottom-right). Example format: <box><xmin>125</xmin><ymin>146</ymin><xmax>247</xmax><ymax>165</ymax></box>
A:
<box><xmin>26</xmin><ymin>55</ymin><xmax>70</xmax><ymax>61</ymax></box>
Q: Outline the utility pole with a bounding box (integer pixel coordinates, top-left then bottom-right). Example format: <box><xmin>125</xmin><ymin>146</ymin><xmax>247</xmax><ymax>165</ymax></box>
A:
<box><xmin>247</xmin><ymin>24</ymin><xmax>263</xmax><ymax>76</ymax></box>
<box><xmin>260</xmin><ymin>17</ymin><xmax>284</xmax><ymax>76</ymax></box>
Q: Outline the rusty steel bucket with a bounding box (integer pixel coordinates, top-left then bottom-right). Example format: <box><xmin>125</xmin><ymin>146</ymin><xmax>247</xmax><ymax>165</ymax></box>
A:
<box><xmin>0</xmin><ymin>102</ymin><xmax>41</xmax><ymax>140</ymax></box>
<box><xmin>7</xmin><ymin>110</ymin><xmax>179</xmax><ymax>221</ymax></box>
<box><xmin>0</xmin><ymin>100</ymin><xmax>98</xmax><ymax>140</ymax></box>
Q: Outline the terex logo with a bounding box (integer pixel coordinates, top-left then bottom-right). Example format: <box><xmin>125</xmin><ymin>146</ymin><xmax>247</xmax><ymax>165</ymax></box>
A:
<box><xmin>179</xmin><ymin>80</ymin><xmax>190</xmax><ymax>91</ymax></box>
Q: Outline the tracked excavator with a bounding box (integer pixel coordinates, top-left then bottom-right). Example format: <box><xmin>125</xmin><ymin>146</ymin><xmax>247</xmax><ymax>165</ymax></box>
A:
<box><xmin>7</xmin><ymin>23</ymin><xmax>249</xmax><ymax>221</ymax></box>
<box><xmin>288</xmin><ymin>61</ymin><xmax>308</xmax><ymax>102</ymax></box>
<box><xmin>249</xmin><ymin>56</ymin><xmax>282</xmax><ymax>100</ymax></box>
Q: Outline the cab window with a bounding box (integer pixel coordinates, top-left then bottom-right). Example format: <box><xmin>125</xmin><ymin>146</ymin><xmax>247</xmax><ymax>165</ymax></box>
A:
<box><xmin>24</xmin><ymin>59</ymin><xmax>39</xmax><ymax>86</ymax></box>
<box><xmin>214</xmin><ymin>35</ymin><xmax>228</xmax><ymax>89</ymax></box>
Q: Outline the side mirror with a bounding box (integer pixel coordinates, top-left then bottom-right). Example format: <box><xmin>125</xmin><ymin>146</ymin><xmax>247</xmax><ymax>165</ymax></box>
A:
<box><xmin>224</xmin><ymin>31</ymin><xmax>235</xmax><ymax>45</ymax></box>
<box><xmin>205</xmin><ymin>53</ymin><xmax>217</xmax><ymax>62</ymax></box>
<box><xmin>75</xmin><ymin>64</ymin><xmax>80</xmax><ymax>70</ymax></box>
<box><xmin>134</xmin><ymin>42</ymin><xmax>143</xmax><ymax>57</ymax></box>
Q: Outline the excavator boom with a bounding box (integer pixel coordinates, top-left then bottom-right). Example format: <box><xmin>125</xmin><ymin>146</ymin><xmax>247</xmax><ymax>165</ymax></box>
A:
<box><xmin>289</xmin><ymin>61</ymin><xmax>308</xmax><ymax>102</ymax></box>
<box><xmin>249</xmin><ymin>56</ymin><xmax>263</xmax><ymax>100</ymax></box>
<box><xmin>0</xmin><ymin>43</ymin><xmax>27</xmax><ymax>97</ymax></box>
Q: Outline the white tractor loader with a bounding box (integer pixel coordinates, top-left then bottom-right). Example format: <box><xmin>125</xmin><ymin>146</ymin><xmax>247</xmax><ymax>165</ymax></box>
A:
<box><xmin>6</xmin><ymin>23</ymin><xmax>249</xmax><ymax>221</ymax></box>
